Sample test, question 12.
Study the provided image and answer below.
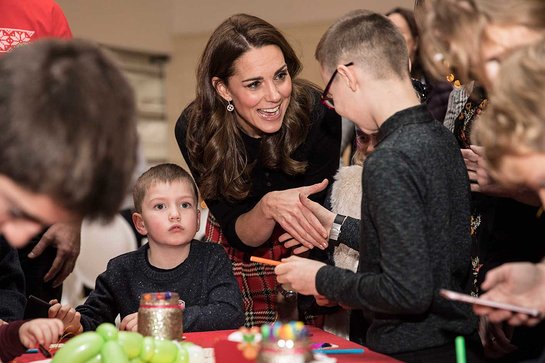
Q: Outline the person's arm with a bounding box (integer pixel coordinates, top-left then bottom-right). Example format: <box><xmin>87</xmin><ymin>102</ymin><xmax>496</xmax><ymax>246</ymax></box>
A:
<box><xmin>28</xmin><ymin>221</ymin><xmax>82</xmax><ymax>287</ymax></box>
<box><xmin>182</xmin><ymin>245</ymin><xmax>244</xmax><ymax>331</ymax></box>
<box><xmin>316</xmin><ymin>150</ymin><xmax>434</xmax><ymax>313</ymax></box>
<box><xmin>50</xmin><ymin>1</ymin><xmax>73</xmax><ymax>39</ymax></box>
<box><xmin>175</xmin><ymin>100</ymin><xmax>341</xmax><ymax>252</ymax></box>
<box><xmin>0</xmin><ymin>320</ymin><xmax>26</xmax><ymax>362</ymax></box>
<box><xmin>75</xmin><ymin>263</ymin><xmax>120</xmax><ymax>332</ymax></box>
<box><xmin>0</xmin><ymin>237</ymin><xmax>25</xmax><ymax>321</ymax></box>
<box><xmin>282</xmin><ymin>197</ymin><xmax>360</xmax><ymax>254</ymax></box>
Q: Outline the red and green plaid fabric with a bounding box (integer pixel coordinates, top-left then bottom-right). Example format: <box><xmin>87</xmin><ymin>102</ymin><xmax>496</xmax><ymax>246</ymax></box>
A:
<box><xmin>204</xmin><ymin>214</ymin><xmax>322</xmax><ymax>328</ymax></box>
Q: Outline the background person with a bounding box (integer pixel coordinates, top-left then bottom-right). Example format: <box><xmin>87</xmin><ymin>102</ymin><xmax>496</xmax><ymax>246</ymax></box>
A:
<box><xmin>0</xmin><ymin>38</ymin><xmax>138</xmax><ymax>362</ymax></box>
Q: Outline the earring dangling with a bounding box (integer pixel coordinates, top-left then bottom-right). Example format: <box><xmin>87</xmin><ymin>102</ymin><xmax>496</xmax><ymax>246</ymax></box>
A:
<box><xmin>226</xmin><ymin>100</ymin><xmax>234</xmax><ymax>112</ymax></box>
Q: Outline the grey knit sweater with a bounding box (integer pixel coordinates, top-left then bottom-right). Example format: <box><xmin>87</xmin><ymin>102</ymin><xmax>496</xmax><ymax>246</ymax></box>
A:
<box><xmin>76</xmin><ymin>240</ymin><xmax>244</xmax><ymax>332</ymax></box>
<box><xmin>316</xmin><ymin>105</ymin><xmax>476</xmax><ymax>354</ymax></box>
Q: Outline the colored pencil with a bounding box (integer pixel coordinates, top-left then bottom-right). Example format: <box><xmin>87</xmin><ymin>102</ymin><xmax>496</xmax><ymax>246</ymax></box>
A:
<box><xmin>38</xmin><ymin>344</ymin><xmax>52</xmax><ymax>358</ymax></box>
<box><xmin>250</xmin><ymin>256</ymin><xmax>282</xmax><ymax>266</ymax></box>
<box><xmin>313</xmin><ymin>348</ymin><xmax>365</xmax><ymax>355</ymax></box>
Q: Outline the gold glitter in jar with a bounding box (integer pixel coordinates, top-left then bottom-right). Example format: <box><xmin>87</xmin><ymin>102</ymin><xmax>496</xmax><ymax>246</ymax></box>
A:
<box><xmin>138</xmin><ymin>291</ymin><xmax>183</xmax><ymax>340</ymax></box>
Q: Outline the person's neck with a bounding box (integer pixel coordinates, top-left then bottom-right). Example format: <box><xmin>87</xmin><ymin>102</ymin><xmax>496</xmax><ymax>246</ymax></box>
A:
<box><xmin>147</xmin><ymin>241</ymin><xmax>191</xmax><ymax>269</ymax></box>
<box><xmin>369</xmin><ymin>79</ymin><xmax>421</xmax><ymax>128</ymax></box>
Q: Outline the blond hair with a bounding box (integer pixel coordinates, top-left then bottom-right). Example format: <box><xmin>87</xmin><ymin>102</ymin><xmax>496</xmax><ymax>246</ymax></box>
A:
<box><xmin>472</xmin><ymin>39</ymin><xmax>545</xmax><ymax>175</ymax></box>
<box><xmin>133</xmin><ymin>163</ymin><xmax>198</xmax><ymax>213</ymax></box>
<box><xmin>421</xmin><ymin>0</ymin><xmax>545</xmax><ymax>84</ymax></box>
<box><xmin>315</xmin><ymin>9</ymin><xmax>410</xmax><ymax>80</ymax></box>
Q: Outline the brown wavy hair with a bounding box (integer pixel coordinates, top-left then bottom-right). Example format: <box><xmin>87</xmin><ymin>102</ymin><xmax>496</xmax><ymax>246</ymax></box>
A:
<box><xmin>0</xmin><ymin>39</ymin><xmax>137</xmax><ymax>220</ymax></box>
<box><xmin>184</xmin><ymin>14</ymin><xmax>320</xmax><ymax>201</ymax></box>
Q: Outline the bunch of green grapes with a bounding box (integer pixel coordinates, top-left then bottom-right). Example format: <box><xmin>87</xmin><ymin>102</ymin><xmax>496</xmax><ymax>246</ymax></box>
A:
<box><xmin>52</xmin><ymin>323</ymin><xmax>204</xmax><ymax>363</ymax></box>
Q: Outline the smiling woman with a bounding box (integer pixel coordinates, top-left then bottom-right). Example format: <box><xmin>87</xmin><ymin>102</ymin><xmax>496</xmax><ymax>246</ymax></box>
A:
<box><xmin>175</xmin><ymin>13</ymin><xmax>341</xmax><ymax>327</ymax></box>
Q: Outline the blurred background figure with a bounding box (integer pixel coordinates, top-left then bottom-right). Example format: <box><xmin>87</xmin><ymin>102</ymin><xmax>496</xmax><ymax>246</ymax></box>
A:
<box><xmin>386</xmin><ymin>6</ymin><xmax>452</xmax><ymax>122</ymax></box>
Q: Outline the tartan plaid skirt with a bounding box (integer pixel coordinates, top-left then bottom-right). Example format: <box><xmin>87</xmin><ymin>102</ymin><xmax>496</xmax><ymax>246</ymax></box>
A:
<box><xmin>204</xmin><ymin>213</ymin><xmax>322</xmax><ymax>327</ymax></box>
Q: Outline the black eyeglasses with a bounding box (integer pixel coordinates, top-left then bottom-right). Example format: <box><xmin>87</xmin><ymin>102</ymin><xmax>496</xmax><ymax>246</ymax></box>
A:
<box><xmin>320</xmin><ymin>62</ymin><xmax>354</xmax><ymax>109</ymax></box>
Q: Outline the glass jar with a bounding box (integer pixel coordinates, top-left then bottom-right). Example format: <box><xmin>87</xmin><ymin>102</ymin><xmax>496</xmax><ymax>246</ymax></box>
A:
<box><xmin>137</xmin><ymin>291</ymin><xmax>183</xmax><ymax>340</ymax></box>
<box><xmin>257</xmin><ymin>338</ymin><xmax>312</xmax><ymax>363</ymax></box>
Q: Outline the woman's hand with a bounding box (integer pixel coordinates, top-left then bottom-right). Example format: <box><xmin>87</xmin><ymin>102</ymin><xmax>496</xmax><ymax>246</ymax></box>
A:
<box><xmin>261</xmin><ymin>179</ymin><xmax>330</xmax><ymax>250</ymax></box>
<box><xmin>474</xmin><ymin>262</ymin><xmax>545</xmax><ymax>326</ymax></box>
<box><xmin>280</xmin><ymin>232</ymin><xmax>309</xmax><ymax>255</ymax></box>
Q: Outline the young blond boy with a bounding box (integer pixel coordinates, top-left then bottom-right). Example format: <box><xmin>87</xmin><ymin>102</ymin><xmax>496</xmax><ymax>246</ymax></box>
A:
<box><xmin>52</xmin><ymin>164</ymin><xmax>244</xmax><ymax>334</ymax></box>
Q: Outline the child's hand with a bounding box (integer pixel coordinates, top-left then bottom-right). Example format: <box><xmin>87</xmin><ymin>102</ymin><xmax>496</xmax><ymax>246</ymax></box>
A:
<box><xmin>48</xmin><ymin>299</ymin><xmax>82</xmax><ymax>335</ymax></box>
<box><xmin>19</xmin><ymin>318</ymin><xmax>63</xmax><ymax>348</ymax></box>
<box><xmin>120</xmin><ymin>313</ymin><xmax>138</xmax><ymax>332</ymax></box>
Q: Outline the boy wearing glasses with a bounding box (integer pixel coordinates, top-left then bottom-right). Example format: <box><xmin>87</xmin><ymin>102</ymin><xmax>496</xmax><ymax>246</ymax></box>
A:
<box><xmin>276</xmin><ymin>10</ymin><xmax>481</xmax><ymax>361</ymax></box>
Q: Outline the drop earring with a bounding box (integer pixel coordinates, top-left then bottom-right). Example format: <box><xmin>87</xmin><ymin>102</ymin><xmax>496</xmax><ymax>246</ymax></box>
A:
<box><xmin>226</xmin><ymin>100</ymin><xmax>234</xmax><ymax>112</ymax></box>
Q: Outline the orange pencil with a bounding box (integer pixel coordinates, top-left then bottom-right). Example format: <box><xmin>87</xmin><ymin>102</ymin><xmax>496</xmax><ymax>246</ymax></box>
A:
<box><xmin>250</xmin><ymin>256</ymin><xmax>282</xmax><ymax>266</ymax></box>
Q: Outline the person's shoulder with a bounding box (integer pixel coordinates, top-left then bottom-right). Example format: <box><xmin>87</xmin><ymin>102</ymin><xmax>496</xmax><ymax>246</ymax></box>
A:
<box><xmin>107</xmin><ymin>245</ymin><xmax>145</xmax><ymax>268</ymax></box>
<box><xmin>175</xmin><ymin>102</ymin><xmax>198</xmax><ymax>132</ymax></box>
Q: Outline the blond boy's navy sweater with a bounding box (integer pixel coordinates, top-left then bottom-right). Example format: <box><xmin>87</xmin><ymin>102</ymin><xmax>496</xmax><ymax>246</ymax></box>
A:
<box><xmin>76</xmin><ymin>240</ymin><xmax>244</xmax><ymax>332</ymax></box>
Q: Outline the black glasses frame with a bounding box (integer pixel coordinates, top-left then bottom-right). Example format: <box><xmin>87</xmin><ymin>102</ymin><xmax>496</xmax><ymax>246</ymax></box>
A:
<box><xmin>320</xmin><ymin>62</ymin><xmax>354</xmax><ymax>109</ymax></box>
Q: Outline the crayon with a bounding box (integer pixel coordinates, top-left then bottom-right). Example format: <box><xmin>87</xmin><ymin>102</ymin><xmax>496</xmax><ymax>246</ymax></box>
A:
<box><xmin>250</xmin><ymin>256</ymin><xmax>282</xmax><ymax>266</ymax></box>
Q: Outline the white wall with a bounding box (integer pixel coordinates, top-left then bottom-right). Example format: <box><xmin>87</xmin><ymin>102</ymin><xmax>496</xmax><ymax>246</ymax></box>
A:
<box><xmin>56</xmin><ymin>0</ymin><xmax>413</xmax><ymax>163</ymax></box>
<box><xmin>56</xmin><ymin>0</ymin><xmax>413</xmax><ymax>53</ymax></box>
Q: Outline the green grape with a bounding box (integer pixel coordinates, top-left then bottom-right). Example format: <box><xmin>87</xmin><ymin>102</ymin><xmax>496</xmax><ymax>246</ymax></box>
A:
<box><xmin>179</xmin><ymin>342</ymin><xmax>205</xmax><ymax>363</ymax></box>
<box><xmin>100</xmin><ymin>340</ymin><xmax>129</xmax><ymax>363</ymax></box>
<box><xmin>150</xmin><ymin>339</ymin><xmax>178</xmax><ymax>363</ymax></box>
<box><xmin>118</xmin><ymin>331</ymin><xmax>144</xmax><ymax>359</ymax></box>
<box><xmin>140</xmin><ymin>336</ymin><xmax>155</xmax><ymax>362</ymax></box>
<box><xmin>96</xmin><ymin>323</ymin><xmax>119</xmax><ymax>341</ymax></box>
<box><xmin>84</xmin><ymin>354</ymin><xmax>102</xmax><ymax>363</ymax></box>
<box><xmin>173</xmin><ymin>342</ymin><xmax>189</xmax><ymax>363</ymax></box>
<box><xmin>52</xmin><ymin>332</ymin><xmax>104</xmax><ymax>363</ymax></box>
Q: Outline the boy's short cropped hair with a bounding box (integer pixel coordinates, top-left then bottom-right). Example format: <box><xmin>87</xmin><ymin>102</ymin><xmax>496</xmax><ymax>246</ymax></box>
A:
<box><xmin>0</xmin><ymin>39</ymin><xmax>138</xmax><ymax>220</ymax></box>
<box><xmin>133</xmin><ymin>163</ymin><xmax>199</xmax><ymax>213</ymax></box>
<box><xmin>315</xmin><ymin>9</ymin><xmax>410</xmax><ymax>80</ymax></box>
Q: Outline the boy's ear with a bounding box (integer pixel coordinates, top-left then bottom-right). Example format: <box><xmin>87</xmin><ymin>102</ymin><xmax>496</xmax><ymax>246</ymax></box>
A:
<box><xmin>196</xmin><ymin>209</ymin><xmax>201</xmax><ymax>232</ymax></box>
<box><xmin>132</xmin><ymin>212</ymin><xmax>147</xmax><ymax>235</ymax></box>
<box><xmin>337</xmin><ymin>64</ymin><xmax>359</xmax><ymax>92</ymax></box>
<box><xmin>212</xmin><ymin>77</ymin><xmax>231</xmax><ymax>102</ymax></box>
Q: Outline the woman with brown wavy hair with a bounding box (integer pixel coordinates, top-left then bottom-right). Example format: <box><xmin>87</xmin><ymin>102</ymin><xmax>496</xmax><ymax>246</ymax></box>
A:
<box><xmin>175</xmin><ymin>13</ymin><xmax>341</xmax><ymax>326</ymax></box>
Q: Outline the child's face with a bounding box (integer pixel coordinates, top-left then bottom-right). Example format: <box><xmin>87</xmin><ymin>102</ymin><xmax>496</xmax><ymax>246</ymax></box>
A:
<box><xmin>0</xmin><ymin>175</ymin><xmax>75</xmax><ymax>248</ymax></box>
<box><xmin>133</xmin><ymin>180</ymin><xmax>200</xmax><ymax>248</ymax></box>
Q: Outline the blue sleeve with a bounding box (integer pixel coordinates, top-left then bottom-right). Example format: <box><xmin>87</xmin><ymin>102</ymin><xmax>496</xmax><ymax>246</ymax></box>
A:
<box><xmin>76</xmin><ymin>262</ymin><xmax>120</xmax><ymax>331</ymax></box>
